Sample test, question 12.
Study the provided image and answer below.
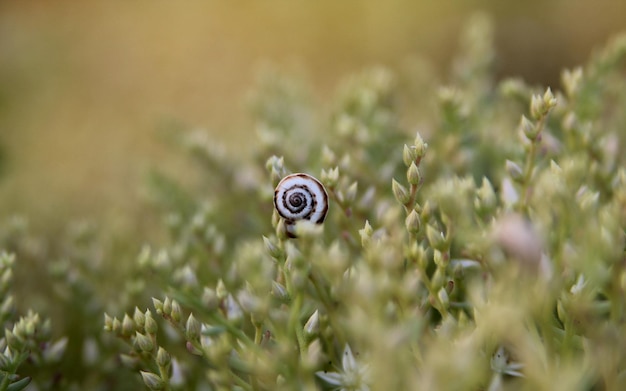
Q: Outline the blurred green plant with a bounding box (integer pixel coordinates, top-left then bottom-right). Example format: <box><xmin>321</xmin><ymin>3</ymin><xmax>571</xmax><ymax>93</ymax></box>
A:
<box><xmin>2</xmin><ymin>12</ymin><xmax>626</xmax><ymax>391</ymax></box>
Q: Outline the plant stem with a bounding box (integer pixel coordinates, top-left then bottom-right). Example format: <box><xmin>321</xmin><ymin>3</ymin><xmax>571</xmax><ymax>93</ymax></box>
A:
<box><xmin>290</xmin><ymin>293</ymin><xmax>306</xmax><ymax>354</ymax></box>
<box><xmin>520</xmin><ymin>116</ymin><xmax>546</xmax><ymax>212</ymax></box>
<box><xmin>254</xmin><ymin>324</ymin><xmax>263</xmax><ymax>345</ymax></box>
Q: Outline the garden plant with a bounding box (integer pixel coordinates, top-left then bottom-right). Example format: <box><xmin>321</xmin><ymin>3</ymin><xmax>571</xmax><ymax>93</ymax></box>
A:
<box><xmin>1</xmin><ymin>13</ymin><xmax>626</xmax><ymax>391</ymax></box>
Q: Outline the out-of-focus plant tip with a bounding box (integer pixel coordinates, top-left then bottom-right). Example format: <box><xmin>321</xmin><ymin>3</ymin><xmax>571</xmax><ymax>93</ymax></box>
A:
<box><xmin>2</xmin><ymin>13</ymin><xmax>626</xmax><ymax>391</ymax></box>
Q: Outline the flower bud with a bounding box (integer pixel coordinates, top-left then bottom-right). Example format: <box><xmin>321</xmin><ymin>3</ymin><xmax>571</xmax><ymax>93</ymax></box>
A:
<box><xmin>543</xmin><ymin>87</ymin><xmax>557</xmax><ymax>109</ymax></box>
<box><xmin>321</xmin><ymin>167</ymin><xmax>340</xmax><ymax>189</ymax></box>
<box><xmin>530</xmin><ymin>88</ymin><xmax>557</xmax><ymax>119</ymax></box>
<box><xmin>426</xmin><ymin>225</ymin><xmax>447</xmax><ymax>251</ymax></box>
<box><xmin>359</xmin><ymin>220</ymin><xmax>373</xmax><ymax>247</ymax></box>
<box><xmin>121</xmin><ymin>314</ymin><xmax>135</xmax><ymax>337</ymax></box>
<box><xmin>112</xmin><ymin>317</ymin><xmax>122</xmax><ymax>335</ymax></box>
<box><xmin>392</xmin><ymin>179</ymin><xmax>410</xmax><ymax>205</ymax></box>
<box><xmin>405</xmin><ymin>209</ymin><xmax>421</xmax><ymax>234</ymax></box>
<box><xmin>144</xmin><ymin>310</ymin><xmax>158</xmax><ymax>335</ymax></box>
<box><xmin>519</xmin><ymin>115</ymin><xmax>538</xmax><ymax>140</ymax></box>
<box><xmin>505</xmin><ymin>160</ymin><xmax>524</xmax><ymax>182</ymax></box>
<box><xmin>133</xmin><ymin>307</ymin><xmax>145</xmax><ymax>330</ymax></box>
<box><xmin>186</xmin><ymin>313</ymin><xmax>201</xmax><ymax>342</ymax></box>
<box><xmin>152</xmin><ymin>298</ymin><xmax>164</xmax><ymax>314</ymax></box>
<box><xmin>271</xmin><ymin>281</ymin><xmax>289</xmax><ymax>302</ymax></box>
<box><xmin>433</xmin><ymin>250</ymin><xmax>449</xmax><ymax>268</ymax></box>
<box><xmin>530</xmin><ymin>94</ymin><xmax>543</xmax><ymax>120</ymax></box>
<box><xmin>414</xmin><ymin>132</ymin><xmax>428</xmax><ymax>158</ymax></box>
<box><xmin>420</xmin><ymin>201</ymin><xmax>434</xmax><ymax>223</ymax></box>
<box><xmin>162</xmin><ymin>297</ymin><xmax>172</xmax><ymax>316</ymax></box>
<box><xmin>216</xmin><ymin>280</ymin><xmax>228</xmax><ymax>300</ymax></box>
<box><xmin>403</xmin><ymin>144</ymin><xmax>417</xmax><ymax>166</ymax></box>
<box><xmin>304</xmin><ymin>310</ymin><xmax>319</xmax><ymax>337</ymax></box>
<box><xmin>103</xmin><ymin>313</ymin><xmax>114</xmax><ymax>331</ymax></box>
<box><xmin>263</xmin><ymin>236</ymin><xmax>282</xmax><ymax>259</ymax></box>
<box><xmin>140</xmin><ymin>371</ymin><xmax>165</xmax><ymax>390</ymax></box>
<box><xmin>303</xmin><ymin>339</ymin><xmax>323</xmax><ymax>370</ymax></box>
<box><xmin>406</xmin><ymin>162</ymin><xmax>421</xmax><ymax>185</ymax></box>
<box><xmin>135</xmin><ymin>331</ymin><xmax>154</xmax><ymax>353</ymax></box>
<box><xmin>5</xmin><ymin>329</ymin><xmax>24</xmax><ymax>351</ymax></box>
<box><xmin>156</xmin><ymin>347</ymin><xmax>171</xmax><ymax>368</ymax></box>
<box><xmin>171</xmin><ymin>300</ymin><xmax>182</xmax><ymax>323</ymax></box>
<box><xmin>22</xmin><ymin>315</ymin><xmax>38</xmax><ymax>338</ymax></box>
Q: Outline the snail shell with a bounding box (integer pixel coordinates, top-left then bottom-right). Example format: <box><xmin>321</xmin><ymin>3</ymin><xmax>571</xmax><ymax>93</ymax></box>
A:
<box><xmin>274</xmin><ymin>173</ymin><xmax>329</xmax><ymax>238</ymax></box>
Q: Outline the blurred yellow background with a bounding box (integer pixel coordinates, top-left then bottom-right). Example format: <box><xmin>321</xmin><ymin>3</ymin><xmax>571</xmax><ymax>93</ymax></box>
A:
<box><xmin>1</xmin><ymin>1</ymin><xmax>625</xmax><ymax>229</ymax></box>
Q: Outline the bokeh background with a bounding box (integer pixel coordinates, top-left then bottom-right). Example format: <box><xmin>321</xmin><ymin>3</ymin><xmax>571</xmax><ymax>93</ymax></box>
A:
<box><xmin>1</xmin><ymin>0</ymin><xmax>626</xmax><ymax>232</ymax></box>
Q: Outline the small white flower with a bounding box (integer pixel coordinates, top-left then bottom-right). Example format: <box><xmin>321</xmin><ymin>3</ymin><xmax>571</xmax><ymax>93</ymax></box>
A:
<box><xmin>491</xmin><ymin>346</ymin><xmax>524</xmax><ymax>377</ymax></box>
<box><xmin>316</xmin><ymin>344</ymin><xmax>370</xmax><ymax>391</ymax></box>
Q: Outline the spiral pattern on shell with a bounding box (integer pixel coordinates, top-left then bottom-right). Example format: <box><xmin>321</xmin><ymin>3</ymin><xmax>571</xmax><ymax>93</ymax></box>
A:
<box><xmin>274</xmin><ymin>173</ymin><xmax>329</xmax><ymax>238</ymax></box>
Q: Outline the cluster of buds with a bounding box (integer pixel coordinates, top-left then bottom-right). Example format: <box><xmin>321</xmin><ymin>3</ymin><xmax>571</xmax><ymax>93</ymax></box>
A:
<box><xmin>0</xmin><ymin>253</ymin><xmax>66</xmax><ymax>390</ymax></box>
<box><xmin>105</xmin><ymin>286</ymin><xmax>256</xmax><ymax>390</ymax></box>
<box><xmin>397</xmin><ymin>133</ymin><xmax>426</xmax><ymax>241</ymax></box>
<box><xmin>529</xmin><ymin>88</ymin><xmax>557</xmax><ymax>121</ymax></box>
<box><xmin>105</xmin><ymin>306</ymin><xmax>176</xmax><ymax>390</ymax></box>
<box><xmin>520</xmin><ymin>88</ymin><xmax>557</xmax><ymax>142</ymax></box>
<box><xmin>321</xmin><ymin>166</ymin><xmax>358</xmax><ymax>220</ymax></box>
<box><xmin>393</xmin><ymin>132</ymin><xmax>427</xmax><ymax>236</ymax></box>
<box><xmin>2</xmin><ymin>310</ymin><xmax>66</xmax><ymax>366</ymax></box>
<box><xmin>506</xmin><ymin>88</ymin><xmax>558</xmax><ymax>197</ymax></box>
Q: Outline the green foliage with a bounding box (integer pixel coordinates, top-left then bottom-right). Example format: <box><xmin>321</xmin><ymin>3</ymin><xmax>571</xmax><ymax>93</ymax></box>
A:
<box><xmin>2</xmin><ymin>13</ymin><xmax>626</xmax><ymax>391</ymax></box>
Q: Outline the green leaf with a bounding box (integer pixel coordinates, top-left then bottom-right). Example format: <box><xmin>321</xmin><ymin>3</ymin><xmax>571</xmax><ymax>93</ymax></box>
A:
<box><xmin>7</xmin><ymin>377</ymin><xmax>31</xmax><ymax>391</ymax></box>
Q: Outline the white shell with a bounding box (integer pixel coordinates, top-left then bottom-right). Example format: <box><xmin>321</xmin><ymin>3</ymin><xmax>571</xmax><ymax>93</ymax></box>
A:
<box><xmin>274</xmin><ymin>173</ymin><xmax>329</xmax><ymax>237</ymax></box>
